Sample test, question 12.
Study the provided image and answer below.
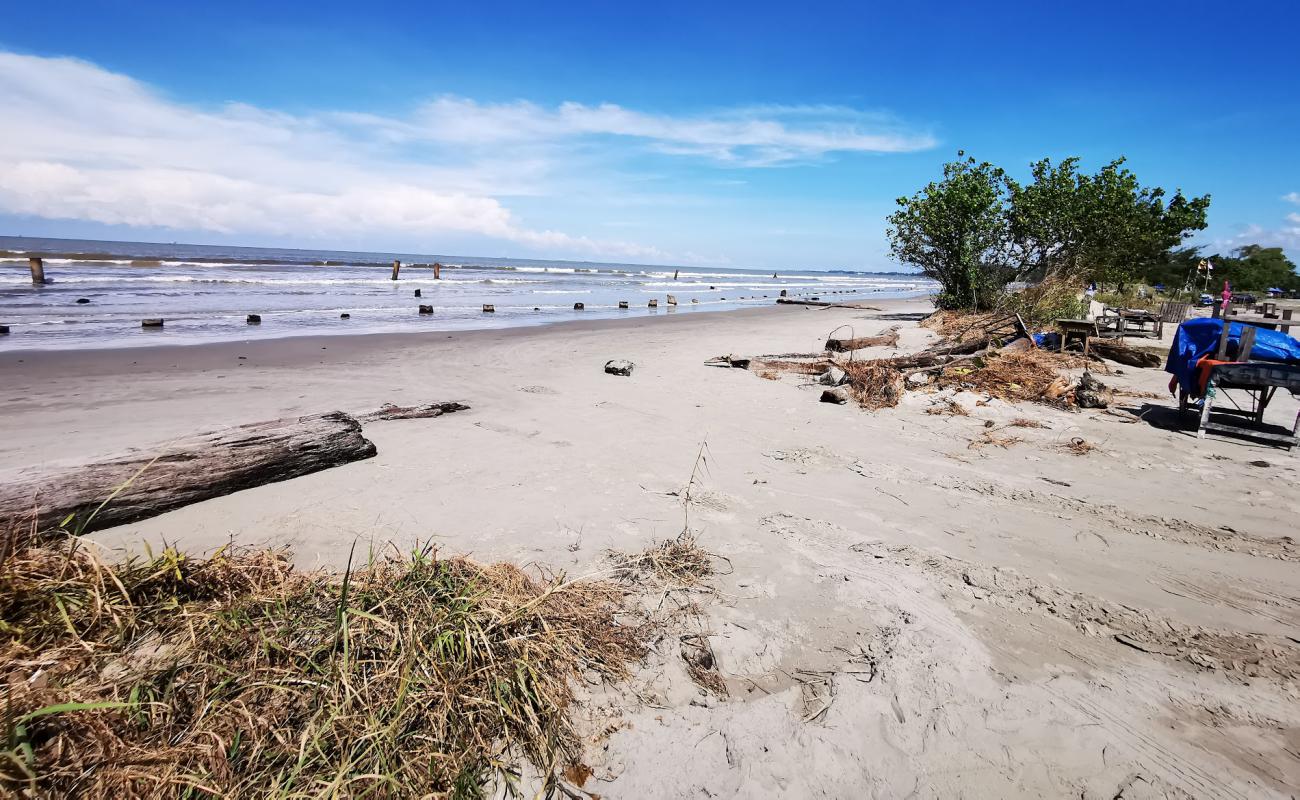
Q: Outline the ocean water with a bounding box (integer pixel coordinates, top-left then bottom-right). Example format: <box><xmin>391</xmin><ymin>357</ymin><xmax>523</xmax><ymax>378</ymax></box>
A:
<box><xmin>0</xmin><ymin>237</ymin><xmax>934</xmax><ymax>350</ymax></box>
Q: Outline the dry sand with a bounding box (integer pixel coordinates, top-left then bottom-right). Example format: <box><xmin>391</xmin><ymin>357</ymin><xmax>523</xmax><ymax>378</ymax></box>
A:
<box><xmin>2</xmin><ymin>298</ymin><xmax>1297</xmax><ymax>798</ymax></box>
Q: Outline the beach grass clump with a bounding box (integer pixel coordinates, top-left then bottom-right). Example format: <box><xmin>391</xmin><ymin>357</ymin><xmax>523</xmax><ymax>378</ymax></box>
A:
<box><xmin>0</xmin><ymin>538</ymin><xmax>648</xmax><ymax>798</ymax></box>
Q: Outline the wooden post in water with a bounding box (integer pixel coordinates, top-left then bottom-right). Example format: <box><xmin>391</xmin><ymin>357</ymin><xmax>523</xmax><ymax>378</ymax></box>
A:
<box><xmin>673</xmin><ymin>269</ymin><xmax>679</xmax><ymax>280</ymax></box>
<box><xmin>433</xmin><ymin>262</ymin><xmax>442</xmax><ymax>280</ymax></box>
<box><xmin>391</xmin><ymin>260</ymin><xmax>401</xmax><ymax>281</ymax></box>
<box><xmin>29</xmin><ymin>257</ymin><xmax>45</xmax><ymax>285</ymax></box>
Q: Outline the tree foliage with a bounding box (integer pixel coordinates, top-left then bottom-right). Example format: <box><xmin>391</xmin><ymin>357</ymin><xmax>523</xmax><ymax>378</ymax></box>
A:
<box><xmin>885</xmin><ymin>154</ymin><xmax>1016</xmax><ymax>310</ymax></box>
<box><xmin>888</xmin><ymin>153</ymin><xmax>1211</xmax><ymax>309</ymax></box>
<box><xmin>1141</xmin><ymin>244</ymin><xmax>1299</xmax><ymax>293</ymax></box>
<box><xmin>1009</xmin><ymin>157</ymin><xmax>1210</xmax><ymax>287</ymax></box>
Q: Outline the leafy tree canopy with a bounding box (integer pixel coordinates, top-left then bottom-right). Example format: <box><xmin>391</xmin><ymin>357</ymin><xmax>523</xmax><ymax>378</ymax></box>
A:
<box><xmin>888</xmin><ymin>153</ymin><xmax>1211</xmax><ymax>310</ymax></box>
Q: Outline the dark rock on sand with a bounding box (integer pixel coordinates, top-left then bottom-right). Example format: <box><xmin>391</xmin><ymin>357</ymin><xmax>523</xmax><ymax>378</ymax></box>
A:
<box><xmin>605</xmin><ymin>359</ymin><xmax>634</xmax><ymax>376</ymax></box>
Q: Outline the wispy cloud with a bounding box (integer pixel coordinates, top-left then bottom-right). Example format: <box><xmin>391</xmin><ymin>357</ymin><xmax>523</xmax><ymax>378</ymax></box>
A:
<box><xmin>0</xmin><ymin>51</ymin><xmax>933</xmax><ymax>260</ymax></box>
<box><xmin>342</xmin><ymin>97</ymin><xmax>936</xmax><ymax>167</ymax></box>
<box><xmin>1283</xmin><ymin>192</ymin><xmax>1300</xmax><ymax>204</ymax></box>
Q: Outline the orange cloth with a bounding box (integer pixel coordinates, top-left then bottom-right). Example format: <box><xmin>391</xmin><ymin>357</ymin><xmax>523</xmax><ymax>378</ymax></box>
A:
<box><xmin>1193</xmin><ymin>357</ymin><xmax>1235</xmax><ymax>396</ymax></box>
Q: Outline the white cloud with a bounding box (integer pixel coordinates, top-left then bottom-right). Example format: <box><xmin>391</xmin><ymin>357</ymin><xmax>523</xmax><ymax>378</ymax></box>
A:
<box><xmin>1214</xmin><ymin>222</ymin><xmax>1300</xmax><ymax>254</ymax></box>
<box><xmin>0</xmin><ymin>52</ymin><xmax>935</xmax><ymax>260</ymax></box>
<box><xmin>1283</xmin><ymin>192</ymin><xmax>1300</xmax><ymax>204</ymax></box>
<box><xmin>379</xmin><ymin>97</ymin><xmax>936</xmax><ymax>166</ymax></box>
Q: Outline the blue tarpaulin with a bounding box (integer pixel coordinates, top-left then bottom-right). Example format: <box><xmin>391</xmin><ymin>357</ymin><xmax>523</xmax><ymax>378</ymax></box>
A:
<box><xmin>1164</xmin><ymin>318</ymin><xmax>1300</xmax><ymax>394</ymax></box>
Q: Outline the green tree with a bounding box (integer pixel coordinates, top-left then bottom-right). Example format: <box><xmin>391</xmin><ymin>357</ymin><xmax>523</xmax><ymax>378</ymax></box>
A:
<box><xmin>1211</xmin><ymin>245</ymin><xmax>1299</xmax><ymax>291</ymax></box>
<box><xmin>886</xmin><ymin>153</ymin><xmax>1017</xmax><ymax>310</ymax></box>
<box><xmin>888</xmin><ymin>153</ymin><xmax>1211</xmax><ymax>311</ymax></box>
<box><xmin>1008</xmin><ymin>157</ymin><xmax>1210</xmax><ymax>288</ymax></box>
<box><xmin>1139</xmin><ymin>245</ymin><xmax>1299</xmax><ymax>294</ymax></box>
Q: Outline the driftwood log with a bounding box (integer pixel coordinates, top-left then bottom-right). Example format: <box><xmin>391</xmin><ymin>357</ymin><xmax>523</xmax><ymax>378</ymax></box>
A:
<box><xmin>0</xmin><ymin>411</ymin><xmax>379</xmax><ymax>538</ymax></box>
<box><xmin>358</xmin><ymin>401</ymin><xmax>469</xmax><ymax>422</ymax></box>
<box><xmin>879</xmin><ymin>336</ymin><xmax>992</xmax><ymax>370</ymax></box>
<box><xmin>824</xmin><ymin>327</ymin><xmax>900</xmax><ymax>352</ymax></box>
<box><xmin>0</xmin><ymin>401</ymin><xmax>472</xmax><ymax>538</ymax></box>
<box><xmin>776</xmin><ymin>298</ymin><xmax>881</xmax><ymax>310</ymax></box>
<box><xmin>1089</xmin><ymin>339</ymin><xmax>1163</xmax><ymax>368</ymax></box>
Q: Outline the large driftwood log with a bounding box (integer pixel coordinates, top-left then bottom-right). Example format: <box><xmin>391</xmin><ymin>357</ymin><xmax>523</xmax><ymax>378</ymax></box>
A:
<box><xmin>1089</xmin><ymin>339</ymin><xmax>1162</xmax><ymax>369</ymax></box>
<box><xmin>0</xmin><ymin>411</ymin><xmax>378</xmax><ymax>538</ymax></box>
<box><xmin>824</xmin><ymin>327</ymin><xmax>900</xmax><ymax>352</ymax></box>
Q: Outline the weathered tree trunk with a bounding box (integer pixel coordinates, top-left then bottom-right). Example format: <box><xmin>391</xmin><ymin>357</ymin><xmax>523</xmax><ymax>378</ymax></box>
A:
<box><xmin>0</xmin><ymin>412</ymin><xmax>378</xmax><ymax>538</ymax></box>
<box><xmin>1089</xmin><ymin>339</ymin><xmax>1162</xmax><ymax>368</ymax></box>
<box><xmin>824</xmin><ymin>328</ymin><xmax>900</xmax><ymax>352</ymax></box>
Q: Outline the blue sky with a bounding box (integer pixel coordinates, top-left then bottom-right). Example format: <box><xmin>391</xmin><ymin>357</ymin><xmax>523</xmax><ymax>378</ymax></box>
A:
<box><xmin>1</xmin><ymin>0</ymin><xmax>1297</xmax><ymax>269</ymax></box>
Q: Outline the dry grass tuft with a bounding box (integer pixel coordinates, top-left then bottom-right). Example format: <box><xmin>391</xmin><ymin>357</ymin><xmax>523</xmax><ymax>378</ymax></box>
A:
<box><xmin>841</xmin><ymin>362</ymin><xmax>905</xmax><ymax>410</ymax></box>
<box><xmin>0</xmin><ymin>537</ymin><xmax>649</xmax><ymax>798</ymax></box>
<box><xmin>1008</xmin><ymin>417</ymin><xmax>1047</xmax><ymax>428</ymax></box>
<box><xmin>609</xmin><ymin>531</ymin><xmax>715</xmax><ymax>587</ymax></box>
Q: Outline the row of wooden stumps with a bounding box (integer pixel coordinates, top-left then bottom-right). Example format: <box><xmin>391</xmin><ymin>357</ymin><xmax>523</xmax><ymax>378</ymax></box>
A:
<box><xmin>391</xmin><ymin>260</ymin><xmax>443</xmax><ymax>280</ymax></box>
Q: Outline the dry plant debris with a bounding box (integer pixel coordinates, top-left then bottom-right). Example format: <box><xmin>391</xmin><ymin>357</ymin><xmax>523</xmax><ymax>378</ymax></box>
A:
<box><xmin>920</xmin><ymin>309</ymin><xmax>1009</xmax><ymax>342</ymax></box>
<box><xmin>968</xmin><ymin>431</ymin><xmax>1025</xmax><ymax>450</ymax></box>
<box><xmin>0</xmin><ymin>538</ymin><xmax>649</xmax><ymax>798</ymax></box>
<box><xmin>679</xmin><ymin>634</ymin><xmax>728</xmax><ymax>698</ymax></box>
<box><xmin>937</xmin><ymin>349</ymin><xmax>1083</xmax><ymax>405</ymax></box>
<box><xmin>1062</xmin><ymin>436</ymin><xmax>1097</xmax><ymax>456</ymax></box>
<box><xmin>1008</xmin><ymin>417</ymin><xmax>1047</xmax><ymax>428</ymax></box>
<box><xmin>841</xmin><ymin>362</ymin><xmax>905</xmax><ymax>410</ymax></box>
<box><xmin>608</xmin><ymin>531</ymin><xmax>715</xmax><ymax>587</ymax></box>
<box><xmin>926</xmin><ymin>397</ymin><xmax>969</xmax><ymax>416</ymax></box>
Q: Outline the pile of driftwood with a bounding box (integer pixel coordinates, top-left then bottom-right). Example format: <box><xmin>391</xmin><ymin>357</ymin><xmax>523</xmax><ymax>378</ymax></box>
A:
<box><xmin>0</xmin><ymin>401</ymin><xmax>468</xmax><ymax>540</ymax></box>
<box><xmin>708</xmin><ymin>311</ymin><xmax>1161</xmax><ymax>411</ymax></box>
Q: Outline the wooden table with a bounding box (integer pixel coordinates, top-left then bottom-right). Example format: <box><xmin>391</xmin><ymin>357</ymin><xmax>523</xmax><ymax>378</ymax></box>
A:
<box><xmin>1183</xmin><ymin>361</ymin><xmax>1300</xmax><ymax>448</ymax></box>
<box><xmin>1116</xmin><ymin>309</ymin><xmax>1161</xmax><ymax>338</ymax></box>
<box><xmin>1056</xmin><ymin>319</ymin><xmax>1099</xmax><ymax>354</ymax></box>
